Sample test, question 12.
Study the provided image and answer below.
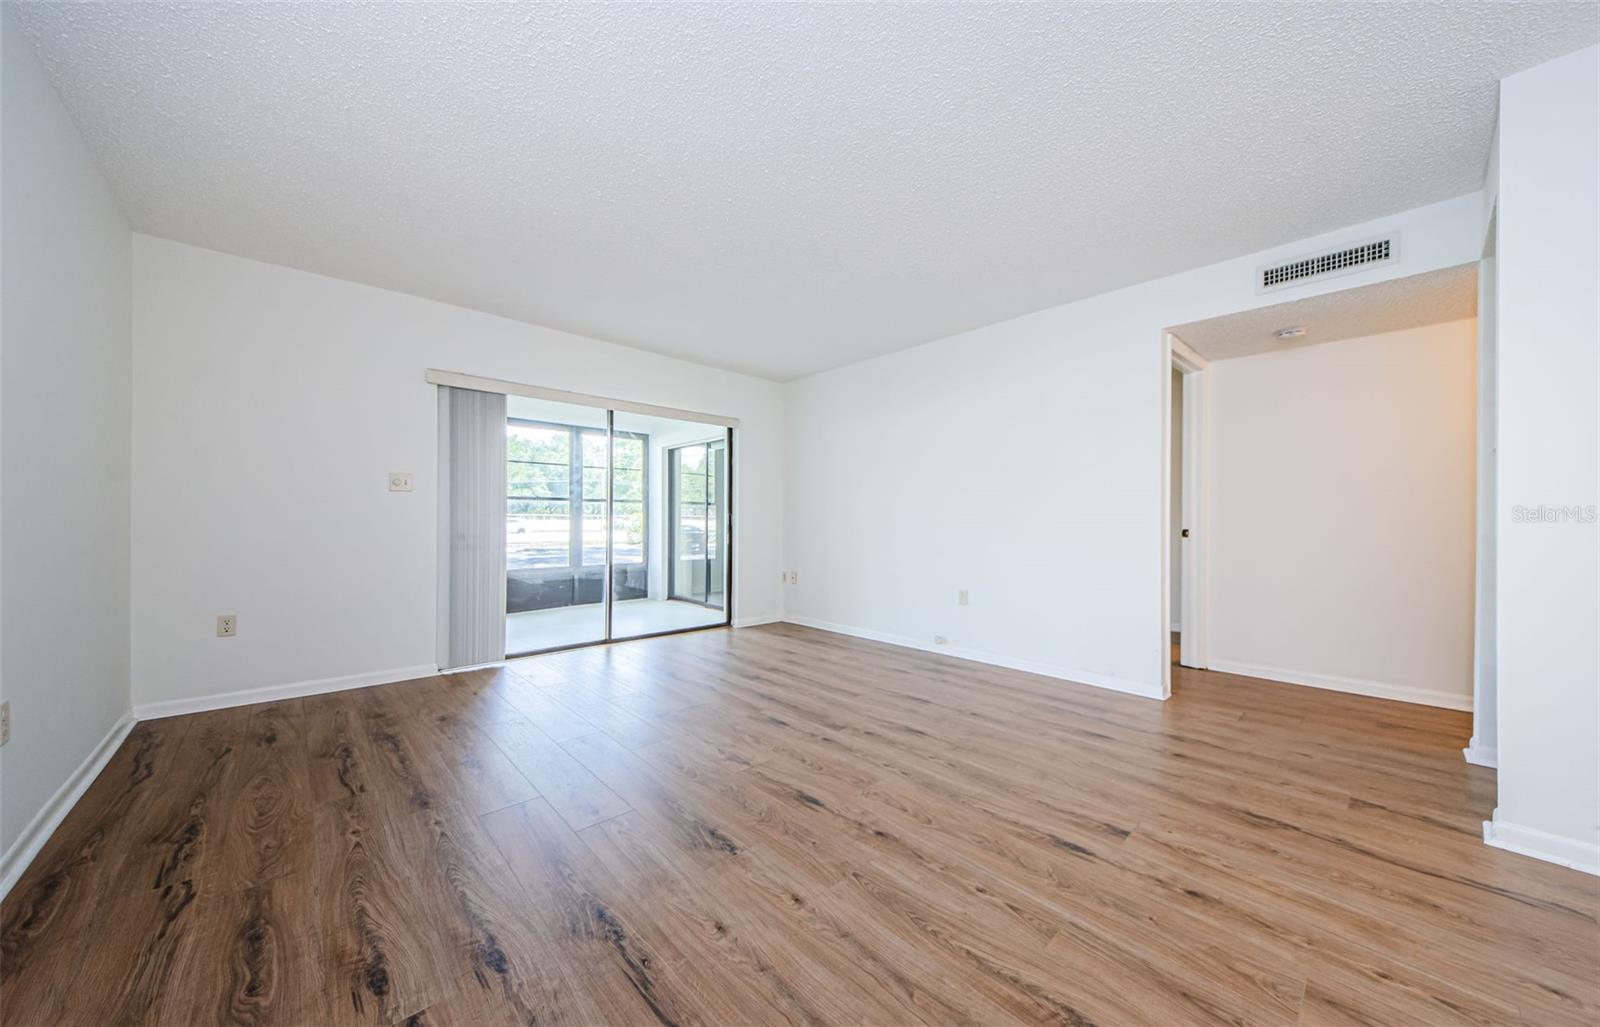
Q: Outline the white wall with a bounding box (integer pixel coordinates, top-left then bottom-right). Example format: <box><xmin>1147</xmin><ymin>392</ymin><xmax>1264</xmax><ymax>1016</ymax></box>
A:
<box><xmin>131</xmin><ymin>236</ymin><xmax>784</xmax><ymax>711</ymax></box>
<box><xmin>1207</xmin><ymin>321</ymin><xmax>1478</xmax><ymax>709</ymax></box>
<box><xmin>1</xmin><ymin>12</ymin><xmax>132</xmax><ymax>877</ymax></box>
<box><xmin>783</xmin><ymin>192</ymin><xmax>1483</xmax><ymax>697</ymax></box>
<box><xmin>1489</xmin><ymin>44</ymin><xmax>1599</xmax><ymax>873</ymax></box>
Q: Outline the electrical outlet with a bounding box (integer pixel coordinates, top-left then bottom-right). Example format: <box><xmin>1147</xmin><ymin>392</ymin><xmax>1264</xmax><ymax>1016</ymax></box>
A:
<box><xmin>933</xmin><ymin>635</ymin><xmax>948</xmax><ymax>645</ymax></box>
<box><xmin>1</xmin><ymin>701</ymin><xmax>9</xmax><ymax>746</ymax></box>
<box><xmin>217</xmin><ymin>614</ymin><xmax>237</xmax><ymax>638</ymax></box>
<box><xmin>958</xmin><ymin>589</ymin><xmax>969</xmax><ymax>606</ymax></box>
<box><xmin>790</xmin><ymin>571</ymin><xmax>800</xmax><ymax>585</ymax></box>
<box><xmin>388</xmin><ymin>472</ymin><xmax>413</xmax><ymax>492</ymax></box>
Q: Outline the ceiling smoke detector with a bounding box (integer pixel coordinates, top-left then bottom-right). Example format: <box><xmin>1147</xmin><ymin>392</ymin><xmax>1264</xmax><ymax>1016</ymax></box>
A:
<box><xmin>1274</xmin><ymin>326</ymin><xmax>1308</xmax><ymax>340</ymax></box>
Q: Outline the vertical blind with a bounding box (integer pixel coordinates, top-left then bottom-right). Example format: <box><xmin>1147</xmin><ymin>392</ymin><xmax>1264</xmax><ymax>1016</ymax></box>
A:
<box><xmin>441</xmin><ymin>386</ymin><xmax>508</xmax><ymax>669</ymax></box>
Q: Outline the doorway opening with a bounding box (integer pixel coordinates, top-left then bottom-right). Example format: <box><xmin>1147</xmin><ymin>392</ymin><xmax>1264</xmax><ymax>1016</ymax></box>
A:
<box><xmin>1161</xmin><ymin>264</ymin><xmax>1480</xmax><ymax>714</ymax></box>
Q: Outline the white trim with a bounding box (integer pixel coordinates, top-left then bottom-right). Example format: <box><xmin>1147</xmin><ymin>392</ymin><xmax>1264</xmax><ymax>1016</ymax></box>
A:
<box><xmin>1462</xmin><ymin>739</ymin><xmax>1498</xmax><ymax>768</ymax></box>
<box><xmin>1169</xmin><ymin>333</ymin><xmax>1210</xmax><ymax>373</ymax></box>
<box><xmin>1206</xmin><ymin>658</ymin><xmax>1472</xmax><ymax>711</ymax></box>
<box><xmin>1169</xmin><ymin>621</ymin><xmax>1181</xmax><ymax>633</ymax></box>
<box><xmin>425</xmin><ymin>369</ymin><xmax>739</xmax><ymax>428</ymax></box>
<box><xmin>1164</xmin><ymin>331</ymin><xmax>1211</xmax><ymax>692</ymax></box>
<box><xmin>782</xmin><ymin>616</ymin><xmax>1164</xmax><ymax>700</ymax></box>
<box><xmin>1</xmin><ymin>710</ymin><xmax>137</xmax><ymax>901</ymax></box>
<box><xmin>132</xmin><ymin>664</ymin><xmax>438</xmax><ymax>720</ymax></box>
<box><xmin>1484</xmin><ymin>814</ymin><xmax>1600</xmax><ymax>876</ymax></box>
<box><xmin>733</xmin><ymin>614</ymin><xmax>782</xmax><ymax>628</ymax></box>
<box><xmin>1160</xmin><ymin>343</ymin><xmax>1174</xmax><ymax>700</ymax></box>
<box><xmin>1179</xmin><ymin>365</ymin><xmax>1211</xmax><ymax>673</ymax></box>
<box><xmin>1469</xmin><ymin>238</ymin><xmax>1499</xmax><ymax>776</ymax></box>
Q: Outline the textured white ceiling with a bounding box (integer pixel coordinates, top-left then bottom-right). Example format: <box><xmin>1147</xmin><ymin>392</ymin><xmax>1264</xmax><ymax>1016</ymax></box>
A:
<box><xmin>1170</xmin><ymin>262</ymin><xmax>1478</xmax><ymax>362</ymax></box>
<box><xmin>11</xmin><ymin>2</ymin><xmax>1595</xmax><ymax>380</ymax></box>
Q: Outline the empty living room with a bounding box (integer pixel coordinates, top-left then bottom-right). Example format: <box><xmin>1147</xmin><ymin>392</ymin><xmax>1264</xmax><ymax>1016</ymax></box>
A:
<box><xmin>3</xmin><ymin>2</ymin><xmax>1598</xmax><ymax>1024</ymax></box>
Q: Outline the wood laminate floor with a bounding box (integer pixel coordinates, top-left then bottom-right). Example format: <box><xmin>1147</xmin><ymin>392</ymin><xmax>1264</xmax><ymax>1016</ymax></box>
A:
<box><xmin>3</xmin><ymin>624</ymin><xmax>1596</xmax><ymax>1026</ymax></box>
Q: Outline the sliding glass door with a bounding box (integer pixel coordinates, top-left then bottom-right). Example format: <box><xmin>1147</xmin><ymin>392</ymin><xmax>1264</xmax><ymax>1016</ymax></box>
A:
<box><xmin>505</xmin><ymin>397</ymin><xmax>611</xmax><ymax>655</ymax></box>
<box><xmin>504</xmin><ymin>397</ymin><xmax>731</xmax><ymax>656</ymax></box>
<box><xmin>668</xmin><ymin>440</ymin><xmax>728</xmax><ymax>609</ymax></box>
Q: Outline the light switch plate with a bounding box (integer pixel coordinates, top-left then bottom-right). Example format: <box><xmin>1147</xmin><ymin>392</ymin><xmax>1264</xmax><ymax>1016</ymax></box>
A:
<box><xmin>389</xmin><ymin>472</ymin><xmax>413</xmax><ymax>492</ymax></box>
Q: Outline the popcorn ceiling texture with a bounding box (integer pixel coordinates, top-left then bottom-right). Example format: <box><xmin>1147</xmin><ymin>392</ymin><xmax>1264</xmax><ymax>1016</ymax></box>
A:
<box><xmin>1171</xmin><ymin>262</ymin><xmax>1479</xmax><ymax>363</ymax></box>
<box><xmin>11</xmin><ymin>1</ymin><xmax>1596</xmax><ymax>380</ymax></box>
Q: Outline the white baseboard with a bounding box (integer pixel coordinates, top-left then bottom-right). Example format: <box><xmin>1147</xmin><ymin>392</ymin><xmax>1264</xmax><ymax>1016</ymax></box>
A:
<box><xmin>1484</xmin><ymin>813</ymin><xmax>1600</xmax><ymax>876</ymax></box>
<box><xmin>1169</xmin><ymin>621</ymin><xmax>1181</xmax><ymax>633</ymax></box>
<box><xmin>781</xmin><ymin>615</ymin><xmax>1164</xmax><ymax>700</ymax></box>
<box><xmin>132</xmin><ymin>663</ymin><xmax>438</xmax><ymax>721</ymax></box>
<box><xmin>1206</xmin><ymin>658</ymin><xmax>1472</xmax><ymax>711</ymax></box>
<box><xmin>1</xmin><ymin>709</ymin><xmax>137</xmax><ymax>901</ymax></box>
<box><xmin>733</xmin><ymin>614</ymin><xmax>781</xmax><ymax>628</ymax></box>
<box><xmin>1462</xmin><ymin>737</ymin><xmax>1498</xmax><ymax>768</ymax></box>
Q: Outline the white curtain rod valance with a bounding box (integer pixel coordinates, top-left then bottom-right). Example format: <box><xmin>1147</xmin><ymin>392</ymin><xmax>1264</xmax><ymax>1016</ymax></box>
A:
<box><xmin>425</xmin><ymin>369</ymin><xmax>740</xmax><ymax>429</ymax></box>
